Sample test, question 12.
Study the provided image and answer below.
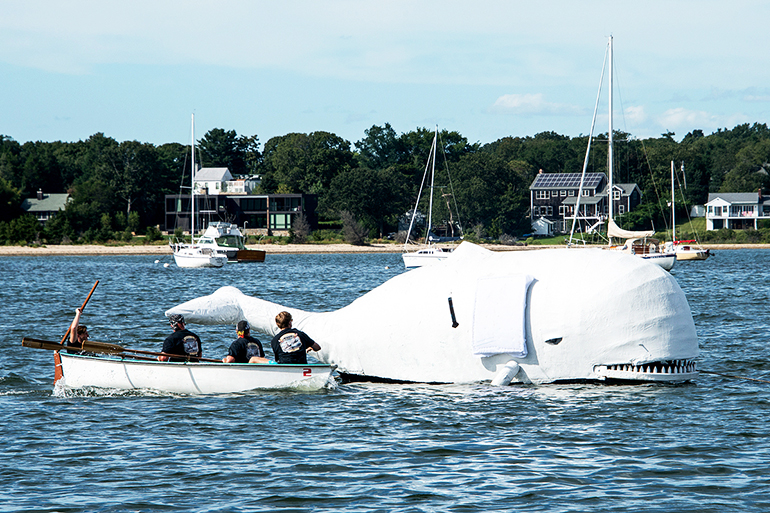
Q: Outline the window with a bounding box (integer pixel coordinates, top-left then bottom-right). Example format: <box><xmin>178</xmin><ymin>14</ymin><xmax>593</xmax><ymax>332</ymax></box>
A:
<box><xmin>619</xmin><ymin>205</ymin><xmax>625</xmax><ymax>214</ymax></box>
<box><xmin>560</xmin><ymin>190</ymin><xmax>567</xmax><ymax>197</ymax></box>
<box><xmin>546</xmin><ymin>206</ymin><xmax>553</xmax><ymax>216</ymax></box>
<box><xmin>582</xmin><ymin>190</ymin><xmax>591</xmax><ymax>197</ymax></box>
<box><xmin>568</xmin><ymin>190</ymin><xmax>575</xmax><ymax>197</ymax></box>
<box><xmin>532</xmin><ymin>206</ymin><xmax>540</xmax><ymax>216</ymax></box>
<box><xmin>270</xmin><ymin>213</ymin><xmax>292</xmax><ymax>229</ymax></box>
<box><xmin>613</xmin><ymin>190</ymin><xmax>621</xmax><ymax>200</ymax></box>
<box><xmin>535</xmin><ymin>191</ymin><xmax>550</xmax><ymax>200</ymax></box>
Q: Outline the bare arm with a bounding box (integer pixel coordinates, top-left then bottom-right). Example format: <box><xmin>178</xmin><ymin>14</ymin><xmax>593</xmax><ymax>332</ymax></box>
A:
<box><xmin>69</xmin><ymin>308</ymin><xmax>82</xmax><ymax>345</ymax></box>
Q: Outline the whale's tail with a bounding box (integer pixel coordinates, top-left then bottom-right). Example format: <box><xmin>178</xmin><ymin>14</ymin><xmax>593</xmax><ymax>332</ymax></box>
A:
<box><xmin>165</xmin><ymin>286</ymin><xmax>309</xmax><ymax>336</ymax></box>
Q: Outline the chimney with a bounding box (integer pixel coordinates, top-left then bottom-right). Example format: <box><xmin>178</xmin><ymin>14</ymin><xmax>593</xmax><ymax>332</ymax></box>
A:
<box><xmin>37</xmin><ymin>189</ymin><xmax>43</xmax><ymax>200</ymax></box>
<box><xmin>759</xmin><ymin>188</ymin><xmax>763</xmax><ymax>200</ymax></box>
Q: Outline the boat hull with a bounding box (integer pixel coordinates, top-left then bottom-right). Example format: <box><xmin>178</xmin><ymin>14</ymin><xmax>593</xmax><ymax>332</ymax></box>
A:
<box><xmin>236</xmin><ymin>249</ymin><xmax>266</xmax><ymax>263</ymax></box>
<box><xmin>59</xmin><ymin>353</ymin><xmax>334</xmax><ymax>394</ymax></box>
<box><xmin>402</xmin><ymin>248</ymin><xmax>453</xmax><ymax>268</ymax></box>
<box><xmin>640</xmin><ymin>252</ymin><xmax>677</xmax><ymax>271</ymax></box>
<box><xmin>675</xmin><ymin>248</ymin><xmax>709</xmax><ymax>261</ymax></box>
<box><xmin>173</xmin><ymin>246</ymin><xmax>227</xmax><ymax>268</ymax></box>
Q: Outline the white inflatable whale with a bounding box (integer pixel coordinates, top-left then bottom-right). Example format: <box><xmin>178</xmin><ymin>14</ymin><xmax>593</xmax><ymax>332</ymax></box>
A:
<box><xmin>167</xmin><ymin>242</ymin><xmax>699</xmax><ymax>385</ymax></box>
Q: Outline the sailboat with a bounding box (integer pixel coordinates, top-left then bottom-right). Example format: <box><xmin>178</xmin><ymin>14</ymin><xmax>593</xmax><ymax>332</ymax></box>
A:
<box><xmin>172</xmin><ymin>114</ymin><xmax>228</xmax><ymax>269</ymax></box>
<box><xmin>402</xmin><ymin>126</ymin><xmax>462</xmax><ymax>268</ymax></box>
<box><xmin>570</xmin><ymin>36</ymin><xmax>675</xmax><ymax>271</ymax></box>
<box><xmin>671</xmin><ymin>161</ymin><xmax>710</xmax><ymax>261</ymax></box>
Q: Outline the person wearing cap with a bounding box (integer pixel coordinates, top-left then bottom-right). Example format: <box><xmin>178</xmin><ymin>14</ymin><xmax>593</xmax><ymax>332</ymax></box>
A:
<box><xmin>270</xmin><ymin>311</ymin><xmax>321</xmax><ymax>364</ymax></box>
<box><xmin>222</xmin><ymin>320</ymin><xmax>268</xmax><ymax>364</ymax></box>
<box><xmin>158</xmin><ymin>314</ymin><xmax>202</xmax><ymax>362</ymax></box>
<box><xmin>67</xmin><ymin>307</ymin><xmax>90</xmax><ymax>353</ymax></box>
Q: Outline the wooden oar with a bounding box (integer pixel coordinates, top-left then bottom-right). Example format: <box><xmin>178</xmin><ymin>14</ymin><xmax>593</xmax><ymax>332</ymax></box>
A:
<box><xmin>23</xmin><ymin>337</ymin><xmax>222</xmax><ymax>363</ymax></box>
<box><xmin>60</xmin><ymin>280</ymin><xmax>100</xmax><ymax>345</ymax></box>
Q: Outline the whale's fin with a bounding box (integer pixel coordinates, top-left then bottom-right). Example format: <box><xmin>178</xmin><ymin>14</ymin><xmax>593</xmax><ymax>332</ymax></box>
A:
<box><xmin>165</xmin><ymin>286</ymin><xmax>312</xmax><ymax>336</ymax></box>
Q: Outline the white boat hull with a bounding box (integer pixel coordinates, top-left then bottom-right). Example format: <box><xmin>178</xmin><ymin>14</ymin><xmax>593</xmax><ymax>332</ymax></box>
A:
<box><xmin>59</xmin><ymin>353</ymin><xmax>334</xmax><ymax>394</ymax></box>
<box><xmin>402</xmin><ymin>248</ymin><xmax>452</xmax><ymax>268</ymax></box>
<box><xmin>173</xmin><ymin>245</ymin><xmax>227</xmax><ymax>268</ymax></box>
<box><xmin>639</xmin><ymin>251</ymin><xmax>677</xmax><ymax>271</ymax></box>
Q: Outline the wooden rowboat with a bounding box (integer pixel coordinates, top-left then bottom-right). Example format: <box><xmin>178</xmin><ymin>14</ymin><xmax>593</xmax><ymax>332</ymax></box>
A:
<box><xmin>23</xmin><ymin>337</ymin><xmax>335</xmax><ymax>394</ymax></box>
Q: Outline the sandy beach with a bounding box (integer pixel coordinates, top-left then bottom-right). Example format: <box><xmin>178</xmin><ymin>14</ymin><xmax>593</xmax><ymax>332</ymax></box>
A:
<box><xmin>0</xmin><ymin>242</ymin><xmax>766</xmax><ymax>256</ymax></box>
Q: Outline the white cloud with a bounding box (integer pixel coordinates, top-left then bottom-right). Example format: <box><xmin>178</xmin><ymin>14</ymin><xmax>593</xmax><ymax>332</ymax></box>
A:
<box><xmin>624</xmin><ymin>105</ymin><xmax>647</xmax><ymax>125</ymax></box>
<box><xmin>491</xmin><ymin>93</ymin><xmax>583</xmax><ymax>116</ymax></box>
<box><xmin>658</xmin><ymin>107</ymin><xmax>714</xmax><ymax>130</ymax></box>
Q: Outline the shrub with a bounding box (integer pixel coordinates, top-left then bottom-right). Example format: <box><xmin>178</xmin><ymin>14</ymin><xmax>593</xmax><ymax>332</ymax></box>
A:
<box><xmin>340</xmin><ymin>211</ymin><xmax>368</xmax><ymax>246</ymax></box>
<box><xmin>145</xmin><ymin>225</ymin><xmax>162</xmax><ymax>242</ymax></box>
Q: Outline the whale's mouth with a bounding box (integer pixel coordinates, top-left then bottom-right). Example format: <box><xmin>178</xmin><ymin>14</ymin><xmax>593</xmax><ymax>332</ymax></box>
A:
<box><xmin>595</xmin><ymin>359</ymin><xmax>697</xmax><ymax>382</ymax></box>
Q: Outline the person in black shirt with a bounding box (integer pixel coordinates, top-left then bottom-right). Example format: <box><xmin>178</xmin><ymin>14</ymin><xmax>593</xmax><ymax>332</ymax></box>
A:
<box><xmin>270</xmin><ymin>311</ymin><xmax>321</xmax><ymax>364</ymax></box>
<box><xmin>223</xmin><ymin>320</ymin><xmax>268</xmax><ymax>363</ymax></box>
<box><xmin>158</xmin><ymin>314</ymin><xmax>202</xmax><ymax>362</ymax></box>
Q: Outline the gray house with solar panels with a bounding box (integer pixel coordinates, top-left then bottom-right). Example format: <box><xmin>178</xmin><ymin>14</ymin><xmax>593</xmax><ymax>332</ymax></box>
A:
<box><xmin>529</xmin><ymin>171</ymin><xmax>643</xmax><ymax>236</ymax></box>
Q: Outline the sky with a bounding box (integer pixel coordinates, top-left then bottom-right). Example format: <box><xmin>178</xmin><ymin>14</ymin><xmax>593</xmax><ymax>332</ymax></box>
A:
<box><xmin>2</xmin><ymin>0</ymin><xmax>769</xmax><ymax>150</ymax></box>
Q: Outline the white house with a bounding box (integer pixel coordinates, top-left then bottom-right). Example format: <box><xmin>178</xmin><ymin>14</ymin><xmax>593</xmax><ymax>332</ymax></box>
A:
<box><xmin>705</xmin><ymin>191</ymin><xmax>770</xmax><ymax>230</ymax></box>
<box><xmin>193</xmin><ymin>167</ymin><xmax>256</xmax><ymax>195</ymax></box>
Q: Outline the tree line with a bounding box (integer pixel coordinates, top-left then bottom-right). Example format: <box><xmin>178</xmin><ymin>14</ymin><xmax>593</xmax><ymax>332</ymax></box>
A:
<box><xmin>2</xmin><ymin>122</ymin><xmax>770</xmax><ymax>245</ymax></box>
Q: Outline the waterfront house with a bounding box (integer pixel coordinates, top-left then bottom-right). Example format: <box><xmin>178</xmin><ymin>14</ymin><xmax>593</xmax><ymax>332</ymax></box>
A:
<box><xmin>21</xmin><ymin>190</ymin><xmax>70</xmax><ymax>225</ymax></box>
<box><xmin>529</xmin><ymin>171</ymin><xmax>643</xmax><ymax>235</ymax></box>
<box><xmin>705</xmin><ymin>190</ymin><xmax>770</xmax><ymax>230</ymax></box>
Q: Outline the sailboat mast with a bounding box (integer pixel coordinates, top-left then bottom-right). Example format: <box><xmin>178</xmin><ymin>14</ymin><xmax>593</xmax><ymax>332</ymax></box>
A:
<box><xmin>191</xmin><ymin>113</ymin><xmax>196</xmax><ymax>244</ymax></box>
<box><xmin>608</xmin><ymin>35</ymin><xmax>614</xmax><ymax>228</ymax></box>
<box><xmin>671</xmin><ymin>161</ymin><xmax>676</xmax><ymax>243</ymax></box>
<box><xmin>426</xmin><ymin>126</ymin><xmax>437</xmax><ymax>244</ymax></box>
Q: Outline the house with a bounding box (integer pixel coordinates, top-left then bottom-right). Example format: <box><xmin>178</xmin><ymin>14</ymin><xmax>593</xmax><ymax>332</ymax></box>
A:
<box><xmin>21</xmin><ymin>190</ymin><xmax>70</xmax><ymax>225</ymax></box>
<box><xmin>165</xmin><ymin>193</ymin><xmax>318</xmax><ymax>236</ymax></box>
<box><xmin>529</xmin><ymin>171</ymin><xmax>643</xmax><ymax>234</ymax></box>
<box><xmin>705</xmin><ymin>190</ymin><xmax>770</xmax><ymax>230</ymax></box>
<box><xmin>193</xmin><ymin>167</ymin><xmax>258</xmax><ymax>195</ymax></box>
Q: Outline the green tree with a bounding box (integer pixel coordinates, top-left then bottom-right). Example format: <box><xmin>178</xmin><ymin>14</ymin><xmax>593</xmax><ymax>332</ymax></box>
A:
<box><xmin>198</xmin><ymin>128</ymin><xmax>260</xmax><ymax>175</ymax></box>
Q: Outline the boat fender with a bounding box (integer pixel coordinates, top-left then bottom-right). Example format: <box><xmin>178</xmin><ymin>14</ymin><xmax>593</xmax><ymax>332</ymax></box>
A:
<box><xmin>491</xmin><ymin>361</ymin><xmax>520</xmax><ymax>386</ymax></box>
<box><xmin>447</xmin><ymin>297</ymin><xmax>459</xmax><ymax>328</ymax></box>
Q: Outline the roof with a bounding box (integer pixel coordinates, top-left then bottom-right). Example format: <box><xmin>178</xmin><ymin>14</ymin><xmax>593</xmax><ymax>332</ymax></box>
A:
<box><xmin>195</xmin><ymin>167</ymin><xmax>233</xmax><ymax>182</ymax></box>
<box><xmin>530</xmin><ymin>172</ymin><xmax>606</xmax><ymax>190</ymax></box>
<box><xmin>562</xmin><ymin>195</ymin><xmax>603</xmax><ymax>205</ymax></box>
<box><xmin>706</xmin><ymin>192</ymin><xmax>764</xmax><ymax>205</ymax></box>
<box><xmin>601</xmin><ymin>183</ymin><xmax>640</xmax><ymax>197</ymax></box>
<box><xmin>21</xmin><ymin>193</ymin><xmax>70</xmax><ymax>213</ymax></box>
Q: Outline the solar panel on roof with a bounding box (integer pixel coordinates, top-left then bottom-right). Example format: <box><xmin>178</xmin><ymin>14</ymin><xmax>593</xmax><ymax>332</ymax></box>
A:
<box><xmin>532</xmin><ymin>173</ymin><xmax>604</xmax><ymax>189</ymax></box>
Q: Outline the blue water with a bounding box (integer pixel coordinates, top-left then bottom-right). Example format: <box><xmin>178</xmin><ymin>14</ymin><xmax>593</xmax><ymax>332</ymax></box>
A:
<box><xmin>1</xmin><ymin>250</ymin><xmax>769</xmax><ymax>512</ymax></box>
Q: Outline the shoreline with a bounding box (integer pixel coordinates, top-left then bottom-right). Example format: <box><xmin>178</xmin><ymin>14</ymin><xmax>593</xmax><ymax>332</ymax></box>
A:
<box><xmin>0</xmin><ymin>242</ymin><xmax>767</xmax><ymax>256</ymax></box>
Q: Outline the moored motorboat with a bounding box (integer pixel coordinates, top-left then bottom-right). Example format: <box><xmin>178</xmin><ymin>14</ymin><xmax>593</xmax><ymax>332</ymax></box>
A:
<box><xmin>402</xmin><ymin>246</ymin><xmax>453</xmax><ymax>268</ymax></box>
<box><xmin>196</xmin><ymin>222</ymin><xmax>266</xmax><ymax>263</ymax></box>
<box><xmin>674</xmin><ymin>241</ymin><xmax>710</xmax><ymax>261</ymax></box>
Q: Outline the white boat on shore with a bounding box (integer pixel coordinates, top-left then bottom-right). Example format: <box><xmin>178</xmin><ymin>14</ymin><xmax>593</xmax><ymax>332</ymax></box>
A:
<box><xmin>402</xmin><ymin>246</ymin><xmax>453</xmax><ymax>268</ymax></box>
<box><xmin>56</xmin><ymin>352</ymin><xmax>334</xmax><ymax>394</ymax></box>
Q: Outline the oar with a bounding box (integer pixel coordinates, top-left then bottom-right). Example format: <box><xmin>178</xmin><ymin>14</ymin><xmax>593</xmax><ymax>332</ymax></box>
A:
<box><xmin>22</xmin><ymin>337</ymin><xmax>223</xmax><ymax>363</ymax></box>
<box><xmin>60</xmin><ymin>280</ymin><xmax>100</xmax><ymax>345</ymax></box>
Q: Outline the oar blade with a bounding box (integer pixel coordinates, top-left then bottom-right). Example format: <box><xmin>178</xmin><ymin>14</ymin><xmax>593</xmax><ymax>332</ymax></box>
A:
<box><xmin>22</xmin><ymin>337</ymin><xmax>64</xmax><ymax>351</ymax></box>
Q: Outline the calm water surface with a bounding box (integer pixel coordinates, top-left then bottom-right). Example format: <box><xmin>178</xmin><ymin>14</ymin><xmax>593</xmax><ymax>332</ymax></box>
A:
<box><xmin>1</xmin><ymin>249</ymin><xmax>769</xmax><ymax>512</ymax></box>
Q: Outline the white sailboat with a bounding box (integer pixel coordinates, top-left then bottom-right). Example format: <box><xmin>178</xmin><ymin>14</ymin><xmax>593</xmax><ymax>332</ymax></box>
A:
<box><xmin>402</xmin><ymin>126</ymin><xmax>462</xmax><ymax>268</ymax></box>
<box><xmin>570</xmin><ymin>36</ymin><xmax>675</xmax><ymax>271</ymax></box>
<box><xmin>172</xmin><ymin>114</ymin><xmax>228</xmax><ymax>269</ymax></box>
<box><xmin>671</xmin><ymin>161</ymin><xmax>710</xmax><ymax>261</ymax></box>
